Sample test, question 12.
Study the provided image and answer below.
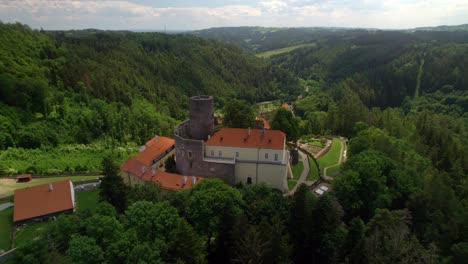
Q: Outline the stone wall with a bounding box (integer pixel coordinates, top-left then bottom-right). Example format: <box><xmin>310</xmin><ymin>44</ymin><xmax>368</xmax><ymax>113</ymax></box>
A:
<box><xmin>174</xmin><ymin>132</ymin><xmax>235</xmax><ymax>185</ymax></box>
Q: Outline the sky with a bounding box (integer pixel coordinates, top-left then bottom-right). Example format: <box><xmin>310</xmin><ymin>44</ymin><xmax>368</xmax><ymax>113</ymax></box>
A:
<box><xmin>0</xmin><ymin>0</ymin><xmax>467</xmax><ymax>31</ymax></box>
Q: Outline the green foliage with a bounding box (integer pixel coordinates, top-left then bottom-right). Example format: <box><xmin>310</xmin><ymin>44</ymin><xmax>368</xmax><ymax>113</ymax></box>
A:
<box><xmin>333</xmin><ymin>150</ymin><xmax>395</xmax><ymax>219</ymax></box>
<box><xmin>0</xmin><ymin>208</ymin><xmax>12</xmax><ymax>251</ymax></box>
<box><xmin>0</xmin><ymin>142</ymin><xmax>137</xmax><ymax>175</ymax></box>
<box><xmin>183</xmin><ymin>179</ymin><xmax>244</xmax><ymax>238</ymax></box>
<box><xmin>99</xmin><ymin>156</ymin><xmax>128</xmax><ymax>212</ymax></box>
<box><xmin>127</xmin><ymin>182</ymin><xmax>163</xmax><ymax>204</ymax></box>
<box><xmin>222</xmin><ymin>99</ymin><xmax>256</xmax><ymax>128</ymax></box>
<box><xmin>270</xmin><ymin>108</ymin><xmax>300</xmax><ymax>141</ymax></box>
<box><xmin>66</xmin><ymin>235</ymin><xmax>105</xmax><ymax>264</ymax></box>
<box><xmin>364</xmin><ymin>209</ymin><xmax>437</xmax><ymax>264</ymax></box>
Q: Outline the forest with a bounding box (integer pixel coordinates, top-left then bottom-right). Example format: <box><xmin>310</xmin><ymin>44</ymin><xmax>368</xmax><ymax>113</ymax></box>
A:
<box><xmin>0</xmin><ymin>22</ymin><xmax>467</xmax><ymax>263</ymax></box>
<box><xmin>0</xmin><ymin>23</ymin><xmax>301</xmax><ymax>174</ymax></box>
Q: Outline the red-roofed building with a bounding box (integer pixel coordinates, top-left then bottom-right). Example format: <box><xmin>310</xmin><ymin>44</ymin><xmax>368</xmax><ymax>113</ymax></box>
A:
<box><xmin>174</xmin><ymin>96</ymin><xmax>290</xmax><ymax>192</ymax></box>
<box><xmin>136</xmin><ymin>136</ymin><xmax>175</xmax><ymax>168</ymax></box>
<box><xmin>13</xmin><ymin>180</ymin><xmax>75</xmax><ymax>224</ymax></box>
<box><xmin>16</xmin><ymin>174</ymin><xmax>32</xmax><ymax>182</ymax></box>
<box><xmin>120</xmin><ymin>135</ymin><xmax>202</xmax><ymax>190</ymax></box>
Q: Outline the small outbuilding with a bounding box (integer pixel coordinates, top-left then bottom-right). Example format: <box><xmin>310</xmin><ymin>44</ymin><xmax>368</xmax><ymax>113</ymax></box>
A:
<box><xmin>16</xmin><ymin>174</ymin><xmax>32</xmax><ymax>183</ymax></box>
<box><xmin>13</xmin><ymin>180</ymin><xmax>75</xmax><ymax>225</ymax></box>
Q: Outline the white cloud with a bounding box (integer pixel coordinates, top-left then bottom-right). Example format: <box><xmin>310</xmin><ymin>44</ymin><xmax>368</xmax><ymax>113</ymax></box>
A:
<box><xmin>0</xmin><ymin>0</ymin><xmax>467</xmax><ymax>30</ymax></box>
<box><xmin>260</xmin><ymin>1</ymin><xmax>288</xmax><ymax>13</ymax></box>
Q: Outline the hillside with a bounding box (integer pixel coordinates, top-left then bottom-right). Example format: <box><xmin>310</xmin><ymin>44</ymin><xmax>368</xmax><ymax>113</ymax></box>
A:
<box><xmin>0</xmin><ymin>23</ymin><xmax>300</xmax><ymax>151</ymax></box>
<box><xmin>0</xmin><ymin>23</ymin><xmax>303</xmax><ymax>174</ymax></box>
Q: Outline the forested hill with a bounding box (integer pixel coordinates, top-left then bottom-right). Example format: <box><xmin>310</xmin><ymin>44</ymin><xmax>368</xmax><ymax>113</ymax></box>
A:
<box><xmin>194</xmin><ymin>27</ymin><xmax>468</xmax><ymax>108</ymax></box>
<box><xmin>0</xmin><ymin>23</ymin><xmax>299</xmax><ymax>150</ymax></box>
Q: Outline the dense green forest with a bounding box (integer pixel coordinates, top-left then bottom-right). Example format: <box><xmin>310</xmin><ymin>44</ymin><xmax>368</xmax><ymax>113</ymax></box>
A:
<box><xmin>1</xmin><ymin>22</ymin><xmax>467</xmax><ymax>263</ymax></box>
<box><xmin>193</xmin><ymin>26</ymin><xmax>467</xmax><ymax>263</ymax></box>
<box><xmin>0</xmin><ymin>23</ymin><xmax>300</xmax><ymax>174</ymax></box>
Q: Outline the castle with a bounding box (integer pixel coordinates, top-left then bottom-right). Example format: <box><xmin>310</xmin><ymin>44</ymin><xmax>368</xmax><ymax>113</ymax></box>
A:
<box><xmin>175</xmin><ymin>96</ymin><xmax>289</xmax><ymax>192</ymax></box>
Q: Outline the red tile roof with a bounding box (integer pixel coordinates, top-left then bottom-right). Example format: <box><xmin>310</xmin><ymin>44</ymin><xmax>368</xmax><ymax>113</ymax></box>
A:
<box><xmin>16</xmin><ymin>174</ymin><xmax>32</xmax><ymax>180</ymax></box>
<box><xmin>282</xmin><ymin>103</ymin><xmax>289</xmax><ymax>109</ymax></box>
<box><xmin>120</xmin><ymin>157</ymin><xmax>203</xmax><ymax>190</ymax></box>
<box><xmin>256</xmin><ymin>117</ymin><xmax>271</xmax><ymax>129</ymax></box>
<box><xmin>206</xmin><ymin>128</ymin><xmax>285</xmax><ymax>150</ymax></box>
<box><xmin>120</xmin><ymin>157</ymin><xmax>146</xmax><ymax>177</ymax></box>
<box><xmin>135</xmin><ymin>136</ymin><xmax>175</xmax><ymax>166</ymax></box>
<box><xmin>141</xmin><ymin>168</ymin><xmax>202</xmax><ymax>190</ymax></box>
<box><xmin>13</xmin><ymin>180</ymin><xmax>74</xmax><ymax>222</ymax></box>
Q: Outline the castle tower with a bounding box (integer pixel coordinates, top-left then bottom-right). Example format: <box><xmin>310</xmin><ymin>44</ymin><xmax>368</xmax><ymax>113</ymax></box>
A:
<box><xmin>189</xmin><ymin>95</ymin><xmax>214</xmax><ymax>140</ymax></box>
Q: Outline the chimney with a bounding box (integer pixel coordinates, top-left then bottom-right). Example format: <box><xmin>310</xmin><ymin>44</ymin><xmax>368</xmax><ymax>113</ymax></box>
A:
<box><xmin>208</xmin><ymin>135</ymin><xmax>211</xmax><ymax>140</ymax></box>
<box><xmin>183</xmin><ymin>176</ymin><xmax>187</xmax><ymax>185</ymax></box>
<box><xmin>151</xmin><ymin>168</ymin><xmax>156</xmax><ymax>177</ymax></box>
<box><xmin>139</xmin><ymin>145</ymin><xmax>146</xmax><ymax>152</ymax></box>
<box><xmin>248</xmin><ymin>127</ymin><xmax>251</xmax><ymax>136</ymax></box>
<box><xmin>154</xmin><ymin>135</ymin><xmax>158</xmax><ymax>142</ymax></box>
<box><xmin>49</xmin><ymin>183</ymin><xmax>53</xmax><ymax>192</ymax></box>
<box><xmin>142</xmin><ymin>166</ymin><xmax>146</xmax><ymax>175</ymax></box>
<box><xmin>191</xmin><ymin>176</ymin><xmax>196</xmax><ymax>185</ymax></box>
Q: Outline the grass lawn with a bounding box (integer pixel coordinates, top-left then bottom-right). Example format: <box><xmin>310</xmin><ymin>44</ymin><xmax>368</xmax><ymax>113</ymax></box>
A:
<box><xmin>14</xmin><ymin>221</ymin><xmax>49</xmax><ymax>248</ymax></box>
<box><xmin>309</xmin><ymin>141</ymin><xmax>324</xmax><ymax>147</ymax></box>
<box><xmin>327</xmin><ymin>165</ymin><xmax>342</xmax><ymax>177</ymax></box>
<box><xmin>288</xmin><ymin>180</ymin><xmax>297</xmax><ymax>190</ymax></box>
<box><xmin>0</xmin><ymin>175</ymin><xmax>101</xmax><ymax>197</ymax></box>
<box><xmin>307</xmin><ymin>156</ymin><xmax>320</xmax><ymax>181</ymax></box>
<box><xmin>256</xmin><ymin>43</ymin><xmax>316</xmax><ymax>58</ymax></box>
<box><xmin>76</xmin><ymin>190</ymin><xmax>100</xmax><ymax>213</ymax></box>
<box><xmin>0</xmin><ymin>207</ymin><xmax>12</xmax><ymax>251</ymax></box>
<box><xmin>291</xmin><ymin>162</ymin><xmax>304</xmax><ymax>180</ymax></box>
<box><xmin>317</xmin><ymin>138</ymin><xmax>343</xmax><ymax>176</ymax></box>
<box><xmin>256</xmin><ymin>100</ymin><xmax>281</xmax><ymax>111</ymax></box>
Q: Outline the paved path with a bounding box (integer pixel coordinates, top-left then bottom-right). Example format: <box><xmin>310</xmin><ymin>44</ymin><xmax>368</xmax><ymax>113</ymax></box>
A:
<box><xmin>0</xmin><ymin>202</ymin><xmax>13</xmax><ymax>211</ymax></box>
<box><xmin>289</xmin><ymin>150</ymin><xmax>310</xmax><ymax>195</ymax></box>
<box><xmin>323</xmin><ymin>138</ymin><xmax>347</xmax><ymax>180</ymax></box>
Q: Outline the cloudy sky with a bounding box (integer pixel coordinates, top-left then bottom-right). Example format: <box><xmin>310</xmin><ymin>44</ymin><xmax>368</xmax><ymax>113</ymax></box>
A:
<box><xmin>1</xmin><ymin>0</ymin><xmax>467</xmax><ymax>30</ymax></box>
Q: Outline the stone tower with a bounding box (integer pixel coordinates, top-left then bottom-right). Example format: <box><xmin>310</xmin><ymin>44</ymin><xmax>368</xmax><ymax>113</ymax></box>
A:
<box><xmin>189</xmin><ymin>95</ymin><xmax>214</xmax><ymax>140</ymax></box>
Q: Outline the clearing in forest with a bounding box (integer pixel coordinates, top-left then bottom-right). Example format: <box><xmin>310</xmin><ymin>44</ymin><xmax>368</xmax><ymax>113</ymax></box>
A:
<box><xmin>256</xmin><ymin>43</ymin><xmax>316</xmax><ymax>58</ymax></box>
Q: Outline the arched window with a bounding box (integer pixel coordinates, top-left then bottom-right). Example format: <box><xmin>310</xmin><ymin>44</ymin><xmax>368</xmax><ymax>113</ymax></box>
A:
<box><xmin>247</xmin><ymin>177</ymin><xmax>252</xmax><ymax>184</ymax></box>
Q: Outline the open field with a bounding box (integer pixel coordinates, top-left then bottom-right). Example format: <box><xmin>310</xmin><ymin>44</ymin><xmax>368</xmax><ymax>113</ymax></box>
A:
<box><xmin>256</xmin><ymin>43</ymin><xmax>316</xmax><ymax>58</ymax></box>
<box><xmin>317</xmin><ymin>138</ymin><xmax>343</xmax><ymax>176</ymax></box>
<box><xmin>14</xmin><ymin>221</ymin><xmax>49</xmax><ymax>248</ymax></box>
<box><xmin>76</xmin><ymin>190</ymin><xmax>100</xmax><ymax>213</ymax></box>
<box><xmin>0</xmin><ymin>207</ymin><xmax>12</xmax><ymax>251</ymax></box>
<box><xmin>327</xmin><ymin>165</ymin><xmax>341</xmax><ymax>177</ymax></box>
<box><xmin>256</xmin><ymin>100</ymin><xmax>281</xmax><ymax>111</ymax></box>
<box><xmin>0</xmin><ymin>175</ymin><xmax>101</xmax><ymax>197</ymax></box>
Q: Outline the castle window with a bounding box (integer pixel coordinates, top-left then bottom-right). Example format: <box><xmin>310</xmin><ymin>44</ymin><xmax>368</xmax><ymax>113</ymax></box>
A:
<box><xmin>265</xmin><ymin>153</ymin><xmax>269</xmax><ymax>159</ymax></box>
<box><xmin>218</xmin><ymin>150</ymin><xmax>222</xmax><ymax>157</ymax></box>
<box><xmin>274</xmin><ymin>154</ymin><xmax>278</xmax><ymax>161</ymax></box>
<box><xmin>236</xmin><ymin>152</ymin><xmax>239</xmax><ymax>158</ymax></box>
<box><xmin>188</xmin><ymin>151</ymin><xmax>192</xmax><ymax>159</ymax></box>
<box><xmin>247</xmin><ymin>177</ymin><xmax>252</xmax><ymax>184</ymax></box>
<box><xmin>210</xmin><ymin>150</ymin><xmax>214</xmax><ymax>156</ymax></box>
